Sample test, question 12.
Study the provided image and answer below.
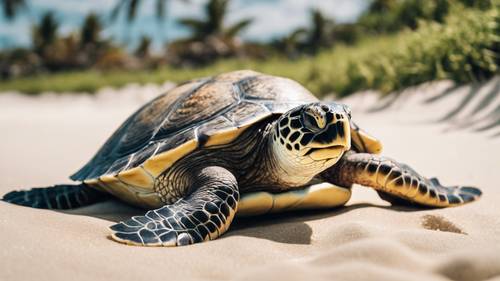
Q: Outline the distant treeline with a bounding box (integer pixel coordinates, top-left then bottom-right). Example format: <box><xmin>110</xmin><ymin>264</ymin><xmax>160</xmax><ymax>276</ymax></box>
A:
<box><xmin>0</xmin><ymin>0</ymin><xmax>498</xmax><ymax>95</ymax></box>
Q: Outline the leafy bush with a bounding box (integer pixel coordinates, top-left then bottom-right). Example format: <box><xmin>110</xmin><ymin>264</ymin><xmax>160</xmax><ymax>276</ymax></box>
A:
<box><xmin>358</xmin><ymin>0</ymin><xmax>450</xmax><ymax>33</ymax></box>
<box><xmin>310</xmin><ymin>7</ymin><xmax>499</xmax><ymax>96</ymax></box>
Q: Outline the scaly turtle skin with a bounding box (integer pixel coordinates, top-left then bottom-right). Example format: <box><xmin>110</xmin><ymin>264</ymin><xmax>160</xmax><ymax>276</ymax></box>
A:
<box><xmin>2</xmin><ymin>70</ymin><xmax>481</xmax><ymax>247</ymax></box>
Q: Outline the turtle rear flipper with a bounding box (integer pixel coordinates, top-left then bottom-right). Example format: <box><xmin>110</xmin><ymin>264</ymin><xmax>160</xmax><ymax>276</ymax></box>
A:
<box><xmin>110</xmin><ymin>166</ymin><xmax>239</xmax><ymax>247</ymax></box>
<box><xmin>2</xmin><ymin>183</ymin><xmax>110</xmax><ymax>209</ymax></box>
<box><xmin>322</xmin><ymin>153</ymin><xmax>482</xmax><ymax>207</ymax></box>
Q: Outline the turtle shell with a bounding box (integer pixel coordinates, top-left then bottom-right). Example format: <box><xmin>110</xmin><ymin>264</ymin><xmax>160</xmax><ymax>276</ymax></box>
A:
<box><xmin>71</xmin><ymin>70</ymin><xmax>318</xmax><ymax>190</ymax></box>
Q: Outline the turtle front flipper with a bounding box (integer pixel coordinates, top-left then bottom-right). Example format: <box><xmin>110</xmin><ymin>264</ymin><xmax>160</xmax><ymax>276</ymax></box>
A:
<box><xmin>110</xmin><ymin>166</ymin><xmax>239</xmax><ymax>246</ymax></box>
<box><xmin>2</xmin><ymin>183</ymin><xmax>110</xmax><ymax>209</ymax></box>
<box><xmin>350</xmin><ymin>122</ymin><xmax>383</xmax><ymax>154</ymax></box>
<box><xmin>321</xmin><ymin>153</ymin><xmax>482</xmax><ymax>207</ymax></box>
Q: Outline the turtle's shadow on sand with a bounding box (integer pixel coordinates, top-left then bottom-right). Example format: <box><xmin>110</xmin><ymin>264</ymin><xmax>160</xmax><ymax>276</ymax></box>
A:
<box><xmin>62</xmin><ymin>200</ymin><xmax>424</xmax><ymax>245</ymax></box>
<box><xmin>228</xmin><ymin>203</ymin><xmax>426</xmax><ymax>245</ymax></box>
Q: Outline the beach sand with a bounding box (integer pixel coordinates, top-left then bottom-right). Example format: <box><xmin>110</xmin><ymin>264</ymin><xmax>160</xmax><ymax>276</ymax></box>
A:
<box><xmin>0</xmin><ymin>78</ymin><xmax>499</xmax><ymax>281</ymax></box>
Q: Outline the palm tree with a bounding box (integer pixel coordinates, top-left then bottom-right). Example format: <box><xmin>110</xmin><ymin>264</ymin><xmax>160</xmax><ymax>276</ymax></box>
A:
<box><xmin>111</xmin><ymin>0</ymin><xmax>188</xmax><ymax>22</ymax></box>
<box><xmin>275</xmin><ymin>9</ymin><xmax>336</xmax><ymax>57</ymax></box>
<box><xmin>110</xmin><ymin>0</ymin><xmax>188</xmax><ymax>47</ymax></box>
<box><xmin>79</xmin><ymin>12</ymin><xmax>107</xmax><ymax>68</ymax></box>
<box><xmin>273</xmin><ymin>28</ymin><xmax>307</xmax><ymax>58</ymax></box>
<box><xmin>135</xmin><ymin>35</ymin><xmax>151</xmax><ymax>58</ymax></box>
<box><xmin>1</xmin><ymin>0</ymin><xmax>26</xmax><ymax>20</ymax></box>
<box><xmin>32</xmin><ymin>11</ymin><xmax>59</xmax><ymax>54</ymax></box>
<box><xmin>165</xmin><ymin>0</ymin><xmax>252</xmax><ymax>65</ymax></box>
<box><xmin>178</xmin><ymin>0</ymin><xmax>252</xmax><ymax>41</ymax></box>
<box><xmin>111</xmin><ymin>0</ymin><xmax>140</xmax><ymax>22</ymax></box>
<box><xmin>81</xmin><ymin>13</ymin><xmax>103</xmax><ymax>47</ymax></box>
<box><xmin>307</xmin><ymin>9</ymin><xmax>334</xmax><ymax>52</ymax></box>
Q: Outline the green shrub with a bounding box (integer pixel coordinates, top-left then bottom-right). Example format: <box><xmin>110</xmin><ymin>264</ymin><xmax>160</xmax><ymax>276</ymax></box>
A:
<box><xmin>313</xmin><ymin>7</ymin><xmax>499</xmax><ymax>96</ymax></box>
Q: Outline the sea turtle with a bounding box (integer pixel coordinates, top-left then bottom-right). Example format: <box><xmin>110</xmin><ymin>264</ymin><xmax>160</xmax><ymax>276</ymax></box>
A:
<box><xmin>2</xmin><ymin>70</ymin><xmax>481</xmax><ymax>247</ymax></box>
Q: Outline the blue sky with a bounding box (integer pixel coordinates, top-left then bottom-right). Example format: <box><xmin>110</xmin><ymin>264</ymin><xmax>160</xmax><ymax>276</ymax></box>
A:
<box><xmin>0</xmin><ymin>0</ymin><xmax>369</xmax><ymax>51</ymax></box>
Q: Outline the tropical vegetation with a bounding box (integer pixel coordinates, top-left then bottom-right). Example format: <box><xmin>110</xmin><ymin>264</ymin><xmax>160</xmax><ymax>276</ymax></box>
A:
<box><xmin>0</xmin><ymin>0</ymin><xmax>498</xmax><ymax>97</ymax></box>
<box><xmin>166</xmin><ymin>0</ymin><xmax>253</xmax><ymax>66</ymax></box>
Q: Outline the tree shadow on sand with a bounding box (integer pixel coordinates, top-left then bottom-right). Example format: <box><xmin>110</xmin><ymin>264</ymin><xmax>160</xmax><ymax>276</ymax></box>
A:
<box><xmin>361</xmin><ymin>76</ymin><xmax>500</xmax><ymax>137</ymax></box>
<box><xmin>61</xmin><ymin>200</ymin><xmax>425</xmax><ymax>245</ymax></box>
<box><xmin>366</xmin><ymin>91</ymin><xmax>403</xmax><ymax>113</ymax></box>
<box><xmin>432</xmin><ymin>78</ymin><xmax>500</xmax><ymax>137</ymax></box>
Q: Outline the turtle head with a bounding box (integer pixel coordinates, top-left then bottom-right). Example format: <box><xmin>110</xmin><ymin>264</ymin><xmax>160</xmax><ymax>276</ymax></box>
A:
<box><xmin>271</xmin><ymin>102</ymin><xmax>351</xmax><ymax>185</ymax></box>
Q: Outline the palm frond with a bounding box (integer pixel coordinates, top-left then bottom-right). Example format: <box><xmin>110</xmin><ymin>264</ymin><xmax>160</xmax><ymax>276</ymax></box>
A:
<box><xmin>2</xmin><ymin>0</ymin><xmax>26</xmax><ymax>20</ymax></box>
<box><xmin>135</xmin><ymin>35</ymin><xmax>152</xmax><ymax>57</ymax></box>
<box><xmin>110</xmin><ymin>0</ymin><xmax>127</xmax><ymax>22</ymax></box>
<box><xmin>207</xmin><ymin>0</ymin><xmax>228</xmax><ymax>34</ymax></box>
<box><xmin>81</xmin><ymin>13</ymin><xmax>102</xmax><ymax>46</ymax></box>
<box><xmin>126</xmin><ymin>0</ymin><xmax>139</xmax><ymax>22</ymax></box>
<box><xmin>288</xmin><ymin>28</ymin><xmax>308</xmax><ymax>41</ymax></box>
<box><xmin>156</xmin><ymin>0</ymin><xmax>165</xmax><ymax>21</ymax></box>
<box><xmin>110</xmin><ymin>0</ymin><xmax>139</xmax><ymax>23</ymax></box>
<box><xmin>178</xmin><ymin>18</ymin><xmax>206</xmax><ymax>33</ymax></box>
<box><xmin>224</xmin><ymin>18</ymin><xmax>252</xmax><ymax>38</ymax></box>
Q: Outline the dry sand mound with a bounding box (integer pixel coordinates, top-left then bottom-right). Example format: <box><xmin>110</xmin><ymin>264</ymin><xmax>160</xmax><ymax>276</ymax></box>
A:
<box><xmin>0</xmin><ymin>78</ymin><xmax>499</xmax><ymax>281</ymax></box>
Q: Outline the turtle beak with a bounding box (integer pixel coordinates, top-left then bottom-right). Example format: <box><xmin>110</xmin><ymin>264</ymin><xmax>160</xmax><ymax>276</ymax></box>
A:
<box><xmin>300</xmin><ymin>114</ymin><xmax>351</xmax><ymax>159</ymax></box>
<box><xmin>302</xmin><ymin>145</ymin><xmax>345</xmax><ymax>161</ymax></box>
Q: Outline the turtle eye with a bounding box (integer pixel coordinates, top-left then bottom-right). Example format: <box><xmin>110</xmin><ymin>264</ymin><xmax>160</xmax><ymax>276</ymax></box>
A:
<box><xmin>303</xmin><ymin>112</ymin><xmax>320</xmax><ymax>131</ymax></box>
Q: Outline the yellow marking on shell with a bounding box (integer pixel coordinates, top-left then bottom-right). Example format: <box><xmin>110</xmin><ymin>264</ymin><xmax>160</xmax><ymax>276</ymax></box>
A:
<box><xmin>97</xmin><ymin>175</ymin><xmax>133</xmax><ymax>202</ymax></box>
<box><xmin>237</xmin><ymin>183</ymin><xmax>351</xmax><ymax>217</ymax></box>
<box><xmin>83</xmin><ymin>178</ymin><xmax>99</xmax><ymax>186</ymax></box>
<box><xmin>85</xmin><ymin>118</ymin><xmax>258</xmax><ymax>210</ymax></box>
<box><xmin>85</xmin><ymin>178</ymin><xmax>107</xmax><ymax>193</ymax></box>
<box><xmin>136</xmin><ymin>192</ymin><xmax>163</xmax><ymax>207</ymax></box>
<box><xmin>142</xmin><ymin>140</ymin><xmax>198</xmax><ymax>178</ymax></box>
<box><xmin>117</xmin><ymin>167</ymin><xmax>155</xmax><ymax>189</ymax></box>
<box><xmin>84</xmin><ymin>179</ymin><xmax>112</xmax><ymax>199</ymax></box>
<box><xmin>143</xmin><ymin>125</ymin><xmax>254</xmax><ymax>178</ymax></box>
<box><xmin>204</xmin><ymin>124</ymin><xmax>252</xmax><ymax>147</ymax></box>
<box><xmin>98</xmin><ymin>175</ymin><xmax>161</xmax><ymax>208</ymax></box>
